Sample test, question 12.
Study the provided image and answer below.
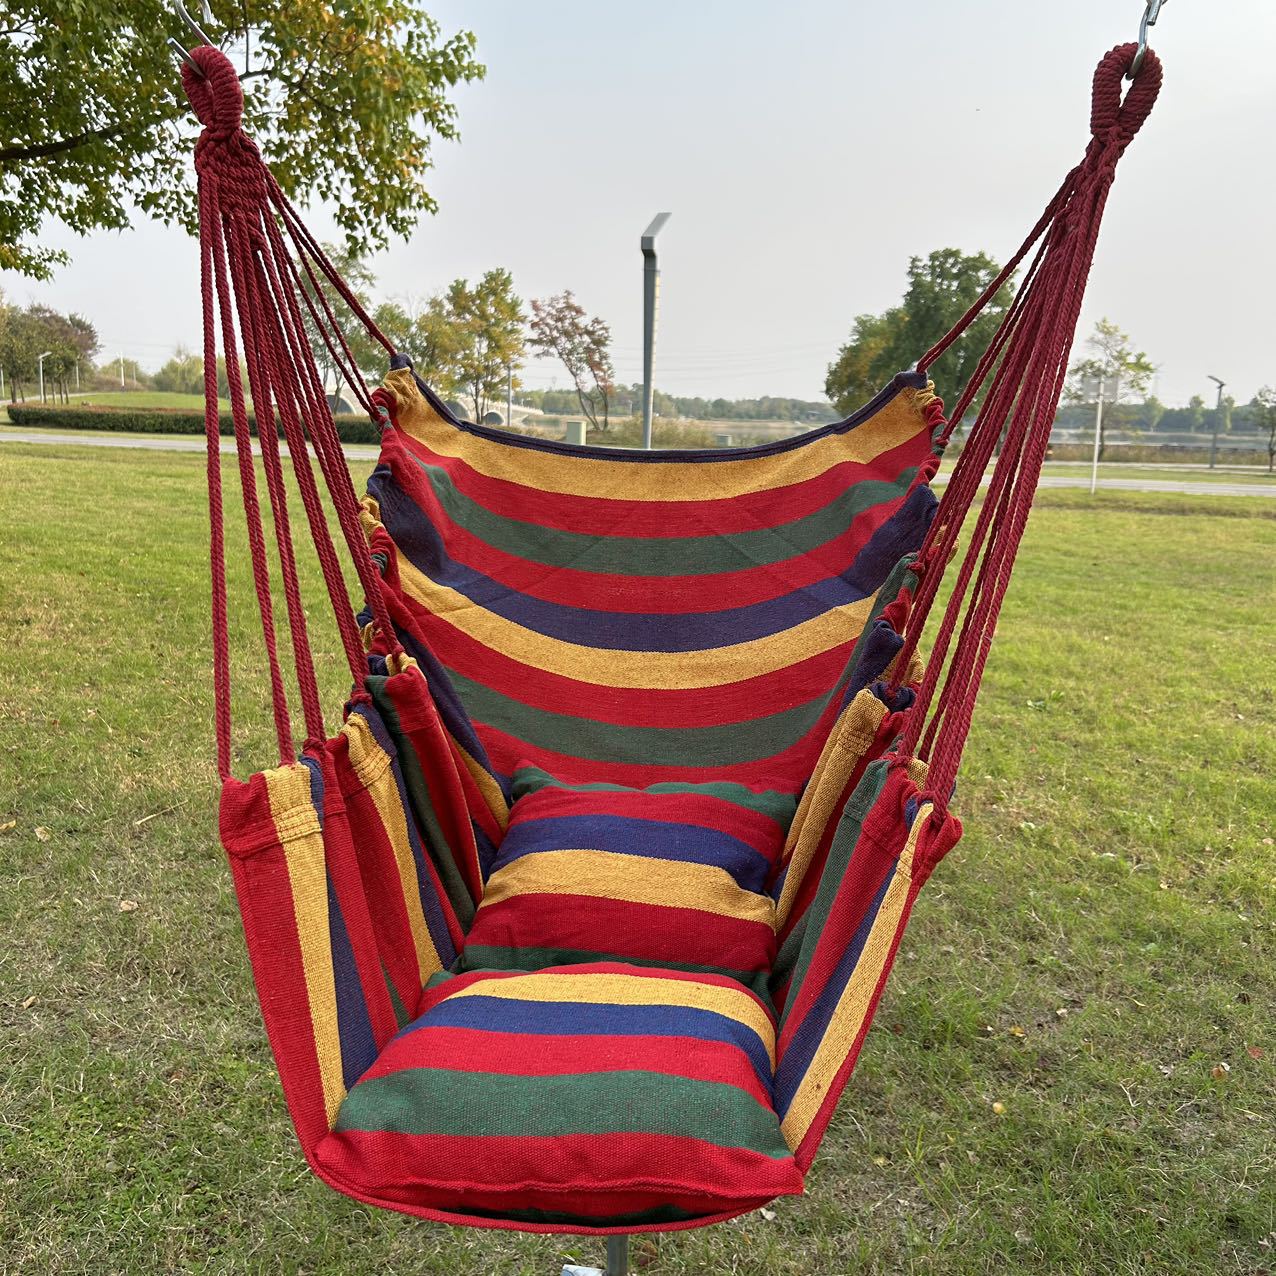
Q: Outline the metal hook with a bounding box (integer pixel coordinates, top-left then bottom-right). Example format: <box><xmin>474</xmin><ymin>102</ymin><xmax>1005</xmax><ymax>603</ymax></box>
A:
<box><xmin>168</xmin><ymin>0</ymin><xmax>216</xmax><ymax>79</ymax></box>
<box><xmin>1127</xmin><ymin>0</ymin><xmax>1167</xmax><ymax>80</ymax></box>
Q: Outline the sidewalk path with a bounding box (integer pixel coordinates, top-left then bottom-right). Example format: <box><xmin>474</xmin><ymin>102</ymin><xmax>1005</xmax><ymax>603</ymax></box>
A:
<box><xmin>2</xmin><ymin>429</ymin><xmax>1273</xmax><ymax>498</ymax></box>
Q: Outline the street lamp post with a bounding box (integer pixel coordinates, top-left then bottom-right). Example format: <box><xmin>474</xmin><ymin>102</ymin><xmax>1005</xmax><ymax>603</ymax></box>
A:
<box><xmin>1089</xmin><ymin>373</ymin><xmax>1107</xmax><ymax>496</ymax></box>
<box><xmin>36</xmin><ymin>350</ymin><xmax>53</xmax><ymax>404</ymax></box>
<box><xmin>1207</xmin><ymin>375</ymin><xmax>1226</xmax><ymax>469</ymax></box>
<box><xmin>640</xmin><ymin>212</ymin><xmax>671</xmax><ymax>450</ymax></box>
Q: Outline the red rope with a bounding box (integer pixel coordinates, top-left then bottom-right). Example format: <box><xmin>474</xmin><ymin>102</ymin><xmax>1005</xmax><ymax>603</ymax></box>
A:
<box><xmin>184</xmin><ymin>44</ymin><xmax>405</xmax><ymax>773</ymax></box>
<box><xmin>893</xmin><ymin>43</ymin><xmax>1162</xmax><ymax>813</ymax></box>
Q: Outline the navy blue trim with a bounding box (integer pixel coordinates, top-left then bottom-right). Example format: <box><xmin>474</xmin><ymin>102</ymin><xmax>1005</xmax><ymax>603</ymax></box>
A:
<box><xmin>388</xmin><ymin>352</ymin><xmax>928</xmax><ymax>464</ymax></box>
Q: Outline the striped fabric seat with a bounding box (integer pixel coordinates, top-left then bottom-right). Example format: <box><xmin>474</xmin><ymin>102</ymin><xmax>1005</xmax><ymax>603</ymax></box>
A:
<box><xmin>459</xmin><ymin>765</ymin><xmax>797</xmax><ymax>997</ymax></box>
<box><xmin>315</xmin><ymin>963</ymin><xmax>803</xmax><ymax>1230</ymax></box>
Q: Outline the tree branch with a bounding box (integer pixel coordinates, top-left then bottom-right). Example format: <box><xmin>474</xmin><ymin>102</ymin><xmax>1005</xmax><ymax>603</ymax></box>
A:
<box><xmin>0</xmin><ymin>124</ymin><xmax>134</xmax><ymax>163</ymax></box>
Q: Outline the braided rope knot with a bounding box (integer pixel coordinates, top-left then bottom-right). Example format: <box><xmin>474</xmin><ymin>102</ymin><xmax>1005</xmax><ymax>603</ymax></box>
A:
<box><xmin>1090</xmin><ymin>42</ymin><xmax>1163</xmax><ymax>155</ymax></box>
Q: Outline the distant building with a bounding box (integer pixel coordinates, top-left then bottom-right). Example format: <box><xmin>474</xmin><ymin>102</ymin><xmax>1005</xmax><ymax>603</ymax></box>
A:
<box><xmin>327</xmin><ymin>391</ymin><xmax>357</xmax><ymax>415</ymax></box>
<box><xmin>482</xmin><ymin>411</ymin><xmax>504</xmax><ymax>426</ymax></box>
<box><xmin>444</xmin><ymin>399</ymin><xmax>471</xmax><ymax>423</ymax></box>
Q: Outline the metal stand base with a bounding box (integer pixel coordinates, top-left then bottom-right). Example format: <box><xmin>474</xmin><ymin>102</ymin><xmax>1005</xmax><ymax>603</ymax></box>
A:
<box><xmin>606</xmin><ymin>1234</ymin><xmax>629</xmax><ymax>1276</ymax></box>
<box><xmin>560</xmin><ymin>1234</ymin><xmax>629</xmax><ymax>1276</ymax></box>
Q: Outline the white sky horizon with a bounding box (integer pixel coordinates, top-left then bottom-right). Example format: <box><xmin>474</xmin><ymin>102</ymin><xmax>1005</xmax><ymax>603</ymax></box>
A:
<box><xmin>4</xmin><ymin>1</ymin><xmax>1273</xmax><ymax>408</ymax></box>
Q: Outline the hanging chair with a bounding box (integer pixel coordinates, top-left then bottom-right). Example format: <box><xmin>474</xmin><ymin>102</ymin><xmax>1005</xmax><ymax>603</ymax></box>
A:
<box><xmin>175</xmin><ymin>31</ymin><xmax>1162</xmax><ymax>1245</ymax></box>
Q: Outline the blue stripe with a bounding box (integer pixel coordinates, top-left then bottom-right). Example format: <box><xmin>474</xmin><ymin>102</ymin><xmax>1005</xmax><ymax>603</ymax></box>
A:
<box><xmin>490</xmin><ymin>813</ymin><xmax>774</xmax><ymax>892</ymax></box>
<box><xmin>327</xmin><ymin>873</ymin><xmax>378</xmax><ymax>1092</ymax></box>
<box><xmin>407</xmin><ymin>995</ymin><xmax>774</xmax><ymax>1092</ymax></box>
<box><xmin>772</xmin><ymin>861</ymin><xmax>896</xmax><ymax>1118</ymax></box>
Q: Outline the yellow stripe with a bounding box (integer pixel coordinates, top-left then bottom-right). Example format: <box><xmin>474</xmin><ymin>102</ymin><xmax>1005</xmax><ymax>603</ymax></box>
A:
<box><xmin>381</xmin><ymin>367</ymin><xmax>933</xmax><ymax>502</ymax></box>
<box><xmin>479</xmin><ymin>848</ymin><xmax>777</xmax><ymax>927</ymax></box>
<box><xmin>263</xmin><ymin>763</ymin><xmax>346</xmax><ymax>1129</ymax></box>
<box><xmin>447</xmin><ymin>969</ymin><xmax>775</xmax><ymax>1058</ymax></box>
<box><xmin>396</xmin><ymin>552</ymin><xmax>875</xmax><ymax>690</ymax></box>
<box><xmin>453</xmin><ymin>737</ymin><xmax>511</xmax><ymax>833</ymax></box>
<box><xmin>342</xmin><ymin>714</ymin><xmax>443</xmax><ymax>986</ymax></box>
<box><xmin>778</xmin><ymin>802</ymin><xmax>930</xmax><ymax>1150</ymax></box>
<box><xmin>775</xmin><ymin>690</ymin><xmax>888</xmax><ymax>927</ymax></box>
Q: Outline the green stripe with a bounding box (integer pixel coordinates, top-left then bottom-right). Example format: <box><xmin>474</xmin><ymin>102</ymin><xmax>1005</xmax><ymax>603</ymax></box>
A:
<box><xmin>460</xmin><ymin>946</ymin><xmax>773</xmax><ymax>1003</ymax></box>
<box><xmin>512</xmin><ymin>765</ymin><xmax>797</xmax><ymax>825</ymax></box>
<box><xmin>772</xmin><ymin>758</ymin><xmax>893</xmax><ymax>1011</ymax></box>
<box><xmin>413</xmin><ymin>451</ymin><xmax>918</xmax><ymax>576</ymax></box>
<box><xmin>451</xmin><ymin>667</ymin><xmax>833</xmax><ymax>770</ymax></box>
<box><xmin>366</xmin><ymin>676</ymin><xmax>476</xmax><ymax>928</ymax></box>
<box><xmin>336</xmin><ymin>1067</ymin><xmax>792</xmax><ymax>1155</ymax></box>
<box><xmin>382</xmin><ymin>961</ymin><xmax>411</xmax><ymax>1030</ymax></box>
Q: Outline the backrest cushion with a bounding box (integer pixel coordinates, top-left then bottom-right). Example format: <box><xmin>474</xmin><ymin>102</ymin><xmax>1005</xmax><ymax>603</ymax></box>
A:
<box><xmin>459</xmin><ymin>765</ymin><xmax>798</xmax><ymax>999</ymax></box>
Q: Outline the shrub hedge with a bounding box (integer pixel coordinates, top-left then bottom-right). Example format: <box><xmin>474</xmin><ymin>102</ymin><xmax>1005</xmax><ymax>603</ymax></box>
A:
<box><xmin>6</xmin><ymin>404</ymin><xmax>384</xmax><ymax>445</ymax></box>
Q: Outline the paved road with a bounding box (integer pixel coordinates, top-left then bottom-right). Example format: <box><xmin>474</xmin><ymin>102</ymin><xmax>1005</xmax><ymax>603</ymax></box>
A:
<box><xmin>2</xmin><ymin>428</ymin><xmax>1274</xmax><ymax>498</ymax></box>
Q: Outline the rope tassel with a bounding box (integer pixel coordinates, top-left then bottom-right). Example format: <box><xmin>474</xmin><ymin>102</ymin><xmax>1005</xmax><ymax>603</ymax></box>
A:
<box><xmin>182</xmin><ymin>45</ymin><xmax>405</xmax><ymax>777</ymax></box>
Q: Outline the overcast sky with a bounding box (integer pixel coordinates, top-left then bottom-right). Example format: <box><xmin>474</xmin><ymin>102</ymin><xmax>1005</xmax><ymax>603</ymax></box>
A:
<box><xmin>5</xmin><ymin>1</ymin><xmax>1273</xmax><ymax>407</ymax></box>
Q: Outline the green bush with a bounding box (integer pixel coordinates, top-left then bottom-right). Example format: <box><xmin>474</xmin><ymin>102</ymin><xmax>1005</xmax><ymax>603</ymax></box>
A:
<box><xmin>6</xmin><ymin>404</ymin><xmax>383</xmax><ymax>445</ymax></box>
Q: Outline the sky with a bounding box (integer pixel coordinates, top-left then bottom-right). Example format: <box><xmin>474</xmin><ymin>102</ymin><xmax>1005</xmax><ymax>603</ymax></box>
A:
<box><xmin>5</xmin><ymin>0</ymin><xmax>1274</xmax><ymax>407</ymax></box>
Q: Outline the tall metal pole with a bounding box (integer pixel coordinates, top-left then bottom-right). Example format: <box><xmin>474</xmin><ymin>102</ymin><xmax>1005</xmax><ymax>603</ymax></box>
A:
<box><xmin>506</xmin><ymin>363</ymin><xmax>513</xmax><ymax>429</ymax></box>
<box><xmin>640</xmin><ymin>212</ymin><xmax>671</xmax><ymax>450</ymax></box>
<box><xmin>1089</xmin><ymin>376</ymin><xmax>1105</xmax><ymax>495</ymax></box>
<box><xmin>119</xmin><ymin>354</ymin><xmax>125</xmax><ymax>388</ymax></box>
<box><xmin>37</xmin><ymin>350</ymin><xmax>52</xmax><ymax>404</ymax></box>
<box><xmin>1207</xmin><ymin>375</ymin><xmax>1226</xmax><ymax>469</ymax></box>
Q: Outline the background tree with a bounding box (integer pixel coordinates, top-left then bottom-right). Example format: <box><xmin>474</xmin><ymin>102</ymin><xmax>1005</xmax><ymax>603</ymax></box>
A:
<box><xmin>446</xmin><ymin>270</ymin><xmax>524</xmax><ymax>422</ymax></box>
<box><xmin>373</xmin><ymin>295</ymin><xmax>462</xmax><ymax>394</ymax></box>
<box><xmin>1254</xmin><ymin>387</ymin><xmax>1276</xmax><ymax>474</ymax></box>
<box><xmin>1</xmin><ymin>3</ymin><xmax>483</xmax><ymax>279</ymax></box>
<box><xmin>153</xmin><ymin>346</ymin><xmax>204</xmax><ymax>396</ymax></box>
<box><xmin>1065</xmin><ymin>318</ymin><xmax>1155</xmax><ymax>458</ymax></box>
<box><xmin>528</xmin><ymin>292</ymin><xmax>616</xmax><ymax>431</ymax></box>
<box><xmin>297</xmin><ymin>245</ymin><xmax>382</xmax><ymax>396</ymax></box>
<box><xmin>825</xmin><ymin>249</ymin><xmax>1012</xmax><ymax>419</ymax></box>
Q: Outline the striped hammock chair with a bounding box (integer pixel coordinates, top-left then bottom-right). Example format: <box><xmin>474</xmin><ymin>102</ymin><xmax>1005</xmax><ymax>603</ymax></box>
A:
<box><xmin>179</xmin><ymin>40</ymin><xmax>1161</xmax><ymax>1245</ymax></box>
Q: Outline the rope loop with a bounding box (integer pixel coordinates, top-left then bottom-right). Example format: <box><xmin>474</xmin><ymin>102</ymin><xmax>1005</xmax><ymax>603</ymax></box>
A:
<box><xmin>181</xmin><ymin>45</ymin><xmax>244</xmax><ymax>136</ymax></box>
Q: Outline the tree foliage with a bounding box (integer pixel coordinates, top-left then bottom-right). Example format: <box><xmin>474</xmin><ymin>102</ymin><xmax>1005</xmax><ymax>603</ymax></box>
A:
<box><xmin>1065</xmin><ymin>318</ymin><xmax>1156</xmax><ymax>458</ymax></box>
<box><xmin>528</xmin><ymin>291</ymin><xmax>616</xmax><ymax>431</ymax></box>
<box><xmin>1</xmin><ymin>2</ymin><xmax>484</xmax><ymax>278</ymax></box>
<box><xmin>0</xmin><ymin>300</ymin><xmax>99</xmax><ymax>401</ymax></box>
<box><xmin>825</xmin><ymin>249</ymin><xmax>1012</xmax><ymax>418</ymax></box>
<box><xmin>445</xmin><ymin>270</ymin><xmax>524</xmax><ymax>423</ymax></box>
<box><xmin>1254</xmin><ymin>386</ymin><xmax>1276</xmax><ymax>474</ymax></box>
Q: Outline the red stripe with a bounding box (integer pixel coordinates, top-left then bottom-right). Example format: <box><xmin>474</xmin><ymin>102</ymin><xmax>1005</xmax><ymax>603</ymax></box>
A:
<box><xmin>465</xmin><ymin>893</ymin><xmax>775</xmax><ymax>975</ymax></box>
<box><xmin>773</xmin><ymin>708</ymin><xmax>906</xmax><ymax>946</ymax></box>
<box><xmin>316</xmin><ymin>1128</ymin><xmax>803</xmax><ymax>1218</ymax></box>
<box><xmin>389</xmin><ymin>468</ymin><xmax>911</xmax><ymax>614</ymax></box>
<box><xmin>400</xmin><ymin>605</ymin><xmax>858</xmax><ymax>730</ymax></box>
<box><xmin>356</xmin><ymin>1026</ymin><xmax>774</xmax><ymax>1107</ymax></box>
<box><xmin>382</xmin><ymin>668</ymin><xmax>485</xmax><ymax>908</ymax></box>
<box><xmin>220</xmin><ymin>772</ymin><xmax>332</xmax><ymax>1153</ymax></box>
<box><xmin>775</xmin><ymin>767</ymin><xmax>911</xmax><ymax>1056</ymax></box>
<box><xmin>517</xmin><ymin>786</ymin><xmax>790</xmax><ymax>849</ymax></box>
<box><xmin>316</xmin><ymin>748</ymin><xmax>402</xmax><ymax>1050</ymax></box>
<box><xmin>387</xmin><ymin>423</ymin><xmax>931</xmax><ymax>537</ymax></box>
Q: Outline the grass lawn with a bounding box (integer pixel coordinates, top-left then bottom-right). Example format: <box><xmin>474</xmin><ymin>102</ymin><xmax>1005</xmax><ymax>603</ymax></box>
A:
<box><xmin>1</xmin><ymin>443</ymin><xmax>1273</xmax><ymax>1275</ymax></box>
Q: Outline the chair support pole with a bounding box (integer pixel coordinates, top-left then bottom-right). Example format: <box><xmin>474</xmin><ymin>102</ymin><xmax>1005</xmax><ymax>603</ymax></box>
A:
<box><xmin>606</xmin><ymin>1234</ymin><xmax>629</xmax><ymax>1276</ymax></box>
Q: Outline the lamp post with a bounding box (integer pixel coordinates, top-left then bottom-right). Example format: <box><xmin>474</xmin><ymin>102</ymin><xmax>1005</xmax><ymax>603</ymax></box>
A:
<box><xmin>640</xmin><ymin>212</ymin><xmax>671</xmax><ymax>450</ymax></box>
<box><xmin>1089</xmin><ymin>373</ymin><xmax>1107</xmax><ymax>496</ymax></box>
<box><xmin>1207</xmin><ymin>375</ymin><xmax>1226</xmax><ymax>469</ymax></box>
<box><xmin>36</xmin><ymin>350</ymin><xmax>53</xmax><ymax>404</ymax></box>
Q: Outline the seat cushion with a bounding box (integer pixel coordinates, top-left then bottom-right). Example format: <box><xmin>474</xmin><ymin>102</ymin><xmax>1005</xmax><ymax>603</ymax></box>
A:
<box><xmin>314</xmin><ymin>963</ymin><xmax>803</xmax><ymax>1230</ymax></box>
<box><xmin>459</xmin><ymin>765</ymin><xmax>797</xmax><ymax>997</ymax></box>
